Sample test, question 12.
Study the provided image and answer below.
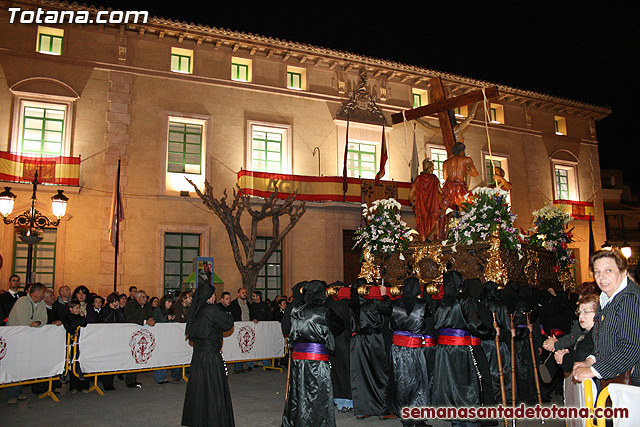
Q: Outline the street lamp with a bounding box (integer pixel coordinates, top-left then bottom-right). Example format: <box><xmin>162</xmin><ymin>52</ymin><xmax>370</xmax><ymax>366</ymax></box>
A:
<box><xmin>0</xmin><ymin>171</ymin><xmax>69</xmax><ymax>283</ymax></box>
<box><xmin>621</xmin><ymin>243</ymin><xmax>632</xmax><ymax>259</ymax></box>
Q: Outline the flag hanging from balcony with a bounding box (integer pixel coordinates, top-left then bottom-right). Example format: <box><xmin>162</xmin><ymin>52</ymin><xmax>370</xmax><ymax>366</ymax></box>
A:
<box><xmin>0</xmin><ymin>152</ymin><xmax>80</xmax><ymax>186</ymax></box>
<box><xmin>374</xmin><ymin>123</ymin><xmax>387</xmax><ymax>185</ymax></box>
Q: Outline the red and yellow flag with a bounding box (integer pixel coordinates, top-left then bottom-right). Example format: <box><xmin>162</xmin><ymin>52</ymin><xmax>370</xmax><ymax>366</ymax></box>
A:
<box><xmin>0</xmin><ymin>152</ymin><xmax>80</xmax><ymax>186</ymax></box>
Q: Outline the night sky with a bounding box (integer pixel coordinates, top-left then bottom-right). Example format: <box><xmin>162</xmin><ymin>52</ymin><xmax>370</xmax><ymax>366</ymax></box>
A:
<box><xmin>95</xmin><ymin>1</ymin><xmax>639</xmax><ymax>191</ymax></box>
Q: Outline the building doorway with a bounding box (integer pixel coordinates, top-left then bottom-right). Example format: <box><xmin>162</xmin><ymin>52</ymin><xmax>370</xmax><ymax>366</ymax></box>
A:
<box><xmin>343</xmin><ymin>230</ymin><xmax>361</xmax><ymax>285</ymax></box>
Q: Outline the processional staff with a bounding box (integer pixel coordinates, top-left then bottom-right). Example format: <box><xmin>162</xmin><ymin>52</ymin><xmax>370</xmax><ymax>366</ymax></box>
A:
<box><xmin>493</xmin><ymin>312</ymin><xmax>508</xmax><ymax>427</ymax></box>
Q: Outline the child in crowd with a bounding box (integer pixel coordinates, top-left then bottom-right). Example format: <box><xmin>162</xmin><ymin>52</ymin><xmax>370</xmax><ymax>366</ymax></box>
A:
<box><xmin>64</xmin><ymin>299</ymin><xmax>89</xmax><ymax>393</ymax></box>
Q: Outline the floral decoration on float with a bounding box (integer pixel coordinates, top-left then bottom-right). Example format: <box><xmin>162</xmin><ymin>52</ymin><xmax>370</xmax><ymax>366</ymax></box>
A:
<box><xmin>444</xmin><ymin>187</ymin><xmax>525</xmax><ymax>255</ymax></box>
<box><xmin>353</xmin><ymin>198</ymin><xmax>415</xmax><ymax>260</ymax></box>
<box><xmin>527</xmin><ymin>204</ymin><xmax>575</xmax><ymax>272</ymax></box>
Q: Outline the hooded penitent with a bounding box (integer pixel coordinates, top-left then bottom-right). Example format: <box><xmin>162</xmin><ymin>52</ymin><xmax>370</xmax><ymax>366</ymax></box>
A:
<box><xmin>326</xmin><ymin>280</ymin><xmax>352</xmax><ymax>402</ymax></box>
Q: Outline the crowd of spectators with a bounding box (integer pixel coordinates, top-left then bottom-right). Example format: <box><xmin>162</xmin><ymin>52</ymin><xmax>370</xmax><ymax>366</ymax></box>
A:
<box><xmin>1</xmin><ymin>278</ymin><xmax>290</xmax><ymax>403</ymax></box>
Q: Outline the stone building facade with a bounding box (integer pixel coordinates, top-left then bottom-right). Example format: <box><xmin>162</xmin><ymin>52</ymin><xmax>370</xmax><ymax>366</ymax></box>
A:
<box><xmin>0</xmin><ymin>0</ymin><xmax>610</xmax><ymax>297</ymax></box>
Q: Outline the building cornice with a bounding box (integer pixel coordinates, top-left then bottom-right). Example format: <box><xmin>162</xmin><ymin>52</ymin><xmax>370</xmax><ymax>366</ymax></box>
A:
<box><xmin>2</xmin><ymin>0</ymin><xmax>612</xmax><ymax>121</ymax></box>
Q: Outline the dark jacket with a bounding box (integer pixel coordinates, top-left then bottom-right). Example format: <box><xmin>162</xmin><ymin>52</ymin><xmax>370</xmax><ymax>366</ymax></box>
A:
<box><xmin>63</xmin><ymin>312</ymin><xmax>87</xmax><ymax>334</ymax></box>
<box><xmin>46</xmin><ymin>305</ymin><xmax>60</xmax><ymax>324</ymax></box>
<box><xmin>0</xmin><ymin>290</ymin><xmax>25</xmax><ymax>325</ymax></box>
<box><xmin>251</xmin><ymin>301</ymin><xmax>273</xmax><ymax>321</ymax></box>
<box><xmin>216</xmin><ymin>302</ymin><xmax>233</xmax><ymax>317</ymax></box>
<box><xmin>52</xmin><ymin>300</ymin><xmax>68</xmax><ymax>323</ymax></box>
<box><xmin>124</xmin><ymin>299</ymin><xmax>154</xmax><ymax>325</ymax></box>
<box><xmin>101</xmin><ymin>306</ymin><xmax>126</xmax><ymax>324</ymax></box>
<box><xmin>561</xmin><ymin>329</ymin><xmax>594</xmax><ymax>372</ymax></box>
<box><xmin>86</xmin><ymin>306</ymin><xmax>103</xmax><ymax>324</ymax></box>
<box><xmin>171</xmin><ymin>301</ymin><xmax>189</xmax><ymax>323</ymax></box>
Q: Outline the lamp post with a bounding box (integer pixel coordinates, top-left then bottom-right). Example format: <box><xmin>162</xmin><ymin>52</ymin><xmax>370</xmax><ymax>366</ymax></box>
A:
<box><xmin>0</xmin><ymin>171</ymin><xmax>68</xmax><ymax>283</ymax></box>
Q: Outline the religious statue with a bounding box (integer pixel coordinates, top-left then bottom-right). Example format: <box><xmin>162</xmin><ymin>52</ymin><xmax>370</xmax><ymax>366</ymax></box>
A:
<box><xmin>439</xmin><ymin>141</ymin><xmax>479</xmax><ymax>239</ymax></box>
<box><xmin>491</xmin><ymin>166</ymin><xmax>512</xmax><ymax>191</ymax></box>
<box><xmin>409</xmin><ymin>159</ymin><xmax>441</xmax><ymax>241</ymax></box>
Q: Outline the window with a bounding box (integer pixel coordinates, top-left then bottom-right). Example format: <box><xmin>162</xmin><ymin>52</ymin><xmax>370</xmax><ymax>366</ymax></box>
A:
<box><xmin>553</xmin><ymin>164</ymin><xmax>578</xmax><ymax>200</ymax></box>
<box><xmin>347</xmin><ymin>141</ymin><xmax>377</xmax><ymax>179</ymax></box>
<box><xmin>555</xmin><ymin>167</ymin><xmax>570</xmax><ymax>200</ymax></box>
<box><xmin>18</xmin><ymin>101</ymin><xmax>66</xmax><ymax>155</ymax></box>
<box><xmin>254</xmin><ymin>237</ymin><xmax>282</xmax><ymax>301</ymax></box>
<box><xmin>167</xmin><ymin>121</ymin><xmax>202</xmax><ymax>174</ymax></box>
<box><xmin>171</xmin><ymin>47</ymin><xmax>193</xmax><ymax>74</ymax></box>
<box><xmin>163</xmin><ymin>233</ymin><xmax>200</xmax><ymax>294</ymax></box>
<box><xmin>164</xmin><ymin>114</ymin><xmax>208</xmax><ymax>194</ymax></box>
<box><xmin>554</xmin><ymin>116</ymin><xmax>567</xmax><ymax>135</ymax></box>
<box><xmin>454</xmin><ymin>106</ymin><xmax>469</xmax><ymax>118</ymax></box>
<box><xmin>429</xmin><ymin>146</ymin><xmax>448</xmax><ymax>183</ymax></box>
<box><xmin>37</xmin><ymin>26</ymin><xmax>63</xmax><ymax>55</ymax></box>
<box><xmin>489</xmin><ymin>103</ymin><xmax>504</xmax><ymax>124</ymax></box>
<box><xmin>247</xmin><ymin>122</ymin><xmax>291</xmax><ymax>173</ymax></box>
<box><xmin>483</xmin><ymin>155</ymin><xmax>509</xmax><ymax>187</ymax></box>
<box><xmin>231</xmin><ymin>57</ymin><xmax>252</xmax><ymax>82</ymax></box>
<box><xmin>286</xmin><ymin>66</ymin><xmax>306</xmax><ymax>90</ymax></box>
<box><xmin>412</xmin><ymin>89</ymin><xmax>428</xmax><ymax>108</ymax></box>
<box><xmin>13</xmin><ymin>229</ymin><xmax>57</xmax><ymax>287</ymax></box>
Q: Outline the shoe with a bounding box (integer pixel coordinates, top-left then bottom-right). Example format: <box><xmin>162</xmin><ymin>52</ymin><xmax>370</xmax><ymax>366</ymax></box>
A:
<box><xmin>82</xmin><ymin>389</ymin><xmax>90</xmax><ymax>394</ymax></box>
<box><xmin>126</xmin><ymin>383</ymin><xmax>142</xmax><ymax>389</ymax></box>
<box><xmin>70</xmin><ymin>389</ymin><xmax>78</xmax><ymax>394</ymax></box>
<box><xmin>8</xmin><ymin>398</ymin><xmax>18</xmax><ymax>405</ymax></box>
<box><xmin>17</xmin><ymin>394</ymin><xmax>28</xmax><ymax>400</ymax></box>
<box><xmin>158</xmin><ymin>380</ymin><xmax>169</xmax><ymax>384</ymax></box>
<box><xmin>379</xmin><ymin>414</ymin><xmax>398</xmax><ymax>420</ymax></box>
<box><xmin>172</xmin><ymin>378</ymin><xmax>181</xmax><ymax>384</ymax></box>
<box><xmin>355</xmin><ymin>415</ymin><xmax>371</xmax><ymax>419</ymax></box>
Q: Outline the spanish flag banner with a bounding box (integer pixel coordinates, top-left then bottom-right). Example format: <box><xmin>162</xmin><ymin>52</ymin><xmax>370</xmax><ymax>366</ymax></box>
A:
<box><xmin>553</xmin><ymin>199</ymin><xmax>594</xmax><ymax>221</ymax></box>
<box><xmin>0</xmin><ymin>152</ymin><xmax>80</xmax><ymax>186</ymax></box>
<box><xmin>237</xmin><ymin>170</ymin><xmax>411</xmax><ymax>206</ymax></box>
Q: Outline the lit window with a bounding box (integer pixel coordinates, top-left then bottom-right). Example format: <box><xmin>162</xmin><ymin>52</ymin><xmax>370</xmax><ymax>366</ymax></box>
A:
<box><xmin>167</xmin><ymin>121</ymin><xmax>202</xmax><ymax>174</ymax></box>
<box><xmin>163</xmin><ymin>232</ymin><xmax>200</xmax><ymax>295</ymax></box>
<box><xmin>231</xmin><ymin>57</ymin><xmax>252</xmax><ymax>82</ymax></box>
<box><xmin>347</xmin><ymin>141</ymin><xmax>377</xmax><ymax>179</ymax></box>
<box><xmin>429</xmin><ymin>147</ymin><xmax>448</xmax><ymax>183</ymax></box>
<box><xmin>254</xmin><ymin>236</ymin><xmax>282</xmax><ymax>301</ymax></box>
<box><xmin>286</xmin><ymin>66</ymin><xmax>306</xmax><ymax>90</ymax></box>
<box><xmin>248</xmin><ymin>123</ymin><xmax>291</xmax><ymax>173</ymax></box>
<box><xmin>412</xmin><ymin>89</ymin><xmax>428</xmax><ymax>108</ymax></box>
<box><xmin>554</xmin><ymin>116</ymin><xmax>567</xmax><ymax>135</ymax></box>
<box><xmin>37</xmin><ymin>26</ymin><xmax>63</xmax><ymax>55</ymax></box>
<box><xmin>489</xmin><ymin>103</ymin><xmax>504</xmax><ymax>124</ymax></box>
<box><xmin>553</xmin><ymin>164</ymin><xmax>578</xmax><ymax>201</ymax></box>
<box><xmin>454</xmin><ymin>106</ymin><xmax>469</xmax><ymax>117</ymax></box>
<box><xmin>164</xmin><ymin>114</ymin><xmax>209</xmax><ymax>194</ymax></box>
<box><xmin>482</xmin><ymin>154</ymin><xmax>509</xmax><ymax>186</ymax></box>
<box><xmin>20</xmin><ymin>103</ymin><xmax>65</xmax><ymax>155</ymax></box>
<box><xmin>171</xmin><ymin>47</ymin><xmax>193</xmax><ymax>74</ymax></box>
<box><xmin>14</xmin><ymin>229</ymin><xmax>57</xmax><ymax>287</ymax></box>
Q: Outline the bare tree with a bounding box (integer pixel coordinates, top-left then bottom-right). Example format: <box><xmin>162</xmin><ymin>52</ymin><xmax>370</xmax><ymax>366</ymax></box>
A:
<box><xmin>188</xmin><ymin>179</ymin><xmax>306</xmax><ymax>293</ymax></box>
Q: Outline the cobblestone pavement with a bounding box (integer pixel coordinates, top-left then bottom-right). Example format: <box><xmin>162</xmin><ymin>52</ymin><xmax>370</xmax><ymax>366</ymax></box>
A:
<box><xmin>1</xmin><ymin>367</ymin><xmax>564</xmax><ymax>426</ymax></box>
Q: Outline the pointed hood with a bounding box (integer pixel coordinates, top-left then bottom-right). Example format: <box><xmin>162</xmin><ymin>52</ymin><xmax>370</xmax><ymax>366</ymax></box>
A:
<box><xmin>185</xmin><ymin>283</ymin><xmax>214</xmax><ymax>337</ymax></box>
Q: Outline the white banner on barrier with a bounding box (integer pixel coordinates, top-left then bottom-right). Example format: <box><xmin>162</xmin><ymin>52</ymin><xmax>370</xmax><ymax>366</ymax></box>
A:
<box><xmin>77</xmin><ymin>321</ymin><xmax>285</xmax><ymax>373</ymax></box>
<box><xmin>78</xmin><ymin>323</ymin><xmax>193</xmax><ymax>374</ymax></box>
<box><xmin>222</xmin><ymin>321</ymin><xmax>285</xmax><ymax>362</ymax></box>
<box><xmin>0</xmin><ymin>325</ymin><xmax>66</xmax><ymax>384</ymax></box>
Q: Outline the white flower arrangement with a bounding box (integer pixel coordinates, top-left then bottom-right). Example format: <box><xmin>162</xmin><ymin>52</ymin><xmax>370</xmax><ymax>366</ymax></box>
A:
<box><xmin>354</xmin><ymin>198</ymin><xmax>413</xmax><ymax>258</ymax></box>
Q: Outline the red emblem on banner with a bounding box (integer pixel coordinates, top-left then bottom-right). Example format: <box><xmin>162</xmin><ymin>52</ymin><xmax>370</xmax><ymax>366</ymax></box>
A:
<box><xmin>237</xmin><ymin>326</ymin><xmax>256</xmax><ymax>354</ymax></box>
<box><xmin>129</xmin><ymin>329</ymin><xmax>156</xmax><ymax>364</ymax></box>
<box><xmin>0</xmin><ymin>336</ymin><xmax>6</xmax><ymax>365</ymax></box>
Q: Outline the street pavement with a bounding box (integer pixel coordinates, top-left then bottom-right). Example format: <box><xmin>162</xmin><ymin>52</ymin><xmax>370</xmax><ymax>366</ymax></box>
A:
<box><xmin>2</xmin><ymin>367</ymin><xmax>565</xmax><ymax>426</ymax></box>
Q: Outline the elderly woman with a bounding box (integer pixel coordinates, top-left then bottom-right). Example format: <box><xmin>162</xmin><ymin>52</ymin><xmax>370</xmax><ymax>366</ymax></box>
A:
<box><xmin>573</xmin><ymin>249</ymin><xmax>640</xmax><ymax>386</ymax></box>
<box><xmin>554</xmin><ymin>294</ymin><xmax>597</xmax><ymax>372</ymax></box>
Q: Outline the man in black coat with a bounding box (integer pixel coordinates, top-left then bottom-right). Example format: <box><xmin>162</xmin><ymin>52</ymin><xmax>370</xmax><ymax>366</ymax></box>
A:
<box><xmin>228</xmin><ymin>287</ymin><xmax>251</xmax><ymax>322</ymax></box>
<box><xmin>250</xmin><ymin>290</ymin><xmax>272</xmax><ymax>321</ymax></box>
<box><xmin>0</xmin><ymin>274</ymin><xmax>24</xmax><ymax>325</ymax></box>
<box><xmin>217</xmin><ymin>291</ymin><xmax>233</xmax><ymax>316</ymax></box>
<box><xmin>52</xmin><ymin>285</ymin><xmax>71</xmax><ymax>322</ymax></box>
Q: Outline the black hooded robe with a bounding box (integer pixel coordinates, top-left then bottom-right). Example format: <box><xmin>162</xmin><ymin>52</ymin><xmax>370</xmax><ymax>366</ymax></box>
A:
<box><xmin>432</xmin><ymin>272</ymin><xmax>494</xmax><ymax>411</ymax></box>
<box><xmin>282</xmin><ymin>281</ymin><xmax>344</xmax><ymax>427</ymax></box>
<box><xmin>388</xmin><ymin>277</ymin><xmax>434</xmax><ymax>425</ymax></box>
<box><xmin>181</xmin><ymin>284</ymin><xmax>235</xmax><ymax>427</ymax></box>
<box><xmin>326</xmin><ymin>282</ymin><xmax>352</xmax><ymax>402</ymax></box>
<box><xmin>350</xmin><ymin>283</ymin><xmax>393</xmax><ymax>417</ymax></box>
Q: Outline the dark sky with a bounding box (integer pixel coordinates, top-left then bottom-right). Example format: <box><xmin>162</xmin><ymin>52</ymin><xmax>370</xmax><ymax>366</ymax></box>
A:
<box><xmin>96</xmin><ymin>1</ymin><xmax>640</xmax><ymax>191</ymax></box>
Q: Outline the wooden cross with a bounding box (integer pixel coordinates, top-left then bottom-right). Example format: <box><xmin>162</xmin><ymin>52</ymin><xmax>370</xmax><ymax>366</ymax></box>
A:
<box><xmin>391</xmin><ymin>77</ymin><xmax>499</xmax><ymax>156</ymax></box>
